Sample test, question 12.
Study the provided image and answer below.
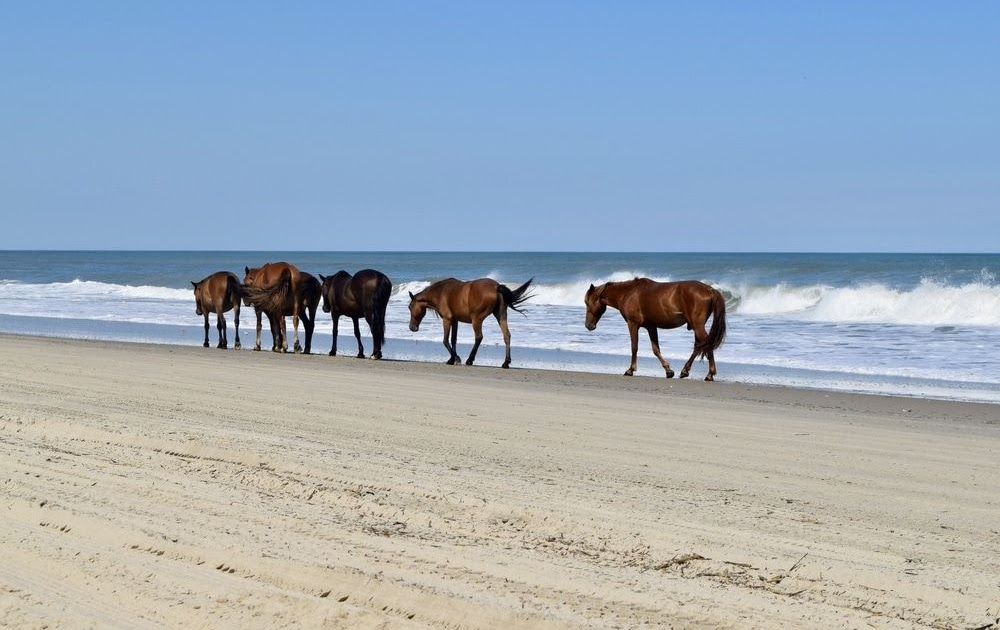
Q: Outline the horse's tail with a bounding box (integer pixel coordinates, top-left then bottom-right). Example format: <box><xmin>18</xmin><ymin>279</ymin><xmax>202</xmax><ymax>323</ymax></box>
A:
<box><xmin>696</xmin><ymin>288</ymin><xmax>727</xmax><ymax>359</ymax></box>
<box><xmin>241</xmin><ymin>268</ymin><xmax>293</xmax><ymax>315</ymax></box>
<box><xmin>498</xmin><ymin>278</ymin><xmax>535</xmax><ymax>315</ymax></box>
<box><xmin>226</xmin><ymin>274</ymin><xmax>243</xmax><ymax>311</ymax></box>
<box><xmin>371</xmin><ymin>274</ymin><xmax>392</xmax><ymax>348</ymax></box>
<box><xmin>298</xmin><ymin>274</ymin><xmax>322</xmax><ymax>326</ymax></box>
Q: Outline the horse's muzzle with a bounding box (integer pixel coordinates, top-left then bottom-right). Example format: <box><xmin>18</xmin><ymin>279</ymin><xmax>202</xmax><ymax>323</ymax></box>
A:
<box><xmin>585</xmin><ymin>321</ymin><xmax>596</xmax><ymax>331</ymax></box>
<box><xmin>409</xmin><ymin>323</ymin><xmax>419</xmax><ymax>332</ymax></box>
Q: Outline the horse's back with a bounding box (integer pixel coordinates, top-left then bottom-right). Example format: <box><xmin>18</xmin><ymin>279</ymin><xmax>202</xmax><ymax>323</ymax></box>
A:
<box><xmin>197</xmin><ymin>271</ymin><xmax>240</xmax><ymax>312</ymax></box>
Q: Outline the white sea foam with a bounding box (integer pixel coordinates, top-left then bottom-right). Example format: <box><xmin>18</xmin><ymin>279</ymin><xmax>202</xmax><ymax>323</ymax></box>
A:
<box><xmin>730</xmin><ymin>279</ymin><xmax>1000</xmax><ymax>326</ymax></box>
<box><xmin>6</xmin><ymin>275</ymin><xmax>999</xmax><ymax>328</ymax></box>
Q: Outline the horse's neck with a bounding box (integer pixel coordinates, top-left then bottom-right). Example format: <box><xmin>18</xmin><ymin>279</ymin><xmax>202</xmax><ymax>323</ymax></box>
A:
<box><xmin>602</xmin><ymin>281</ymin><xmax>636</xmax><ymax>307</ymax></box>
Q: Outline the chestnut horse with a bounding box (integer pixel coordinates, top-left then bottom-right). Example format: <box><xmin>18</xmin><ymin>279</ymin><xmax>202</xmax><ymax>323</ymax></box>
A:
<box><xmin>241</xmin><ymin>262</ymin><xmax>320</xmax><ymax>353</ymax></box>
<box><xmin>319</xmin><ymin>269</ymin><xmax>392</xmax><ymax>359</ymax></box>
<box><xmin>191</xmin><ymin>271</ymin><xmax>242</xmax><ymax>349</ymax></box>
<box><xmin>584</xmin><ymin>278</ymin><xmax>727</xmax><ymax>381</ymax></box>
<box><xmin>408</xmin><ymin>277</ymin><xmax>533</xmax><ymax>369</ymax></box>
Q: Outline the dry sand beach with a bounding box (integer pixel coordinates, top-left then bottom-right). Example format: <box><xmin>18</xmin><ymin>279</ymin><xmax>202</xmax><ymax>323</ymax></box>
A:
<box><xmin>1</xmin><ymin>334</ymin><xmax>998</xmax><ymax>629</ymax></box>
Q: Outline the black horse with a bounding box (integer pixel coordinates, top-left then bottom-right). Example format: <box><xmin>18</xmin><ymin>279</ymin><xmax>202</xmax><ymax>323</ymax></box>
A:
<box><xmin>319</xmin><ymin>269</ymin><xmax>393</xmax><ymax>359</ymax></box>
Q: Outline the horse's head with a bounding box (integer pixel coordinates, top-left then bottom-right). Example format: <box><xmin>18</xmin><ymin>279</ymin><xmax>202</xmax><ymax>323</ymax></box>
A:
<box><xmin>408</xmin><ymin>291</ymin><xmax>427</xmax><ymax>332</ymax></box>
<box><xmin>242</xmin><ymin>266</ymin><xmax>259</xmax><ymax>306</ymax></box>
<box><xmin>584</xmin><ymin>283</ymin><xmax>607</xmax><ymax>331</ymax></box>
<box><xmin>318</xmin><ymin>274</ymin><xmax>332</xmax><ymax>313</ymax></box>
<box><xmin>191</xmin><ymin>280</ymin><xmax>203</xmax><ymax>315</ymax></box>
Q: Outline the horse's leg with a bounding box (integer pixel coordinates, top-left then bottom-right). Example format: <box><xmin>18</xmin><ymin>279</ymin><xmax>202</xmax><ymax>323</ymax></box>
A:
<box><xmin>442</xmin><ymin>319</ymin><xmax>459</xmax><ymax>364</ymax></box>
<box><xmin>682</xmin><ymin>324</ymin><xmax>717</xmax><ymax>381</ymax></box>
<box><xmin>233</xmin><ymin>302</ymin><xmax>241</xmax><ymax>349</ymax></box>
<box><xmin>292</xmin><ymin>310</ymin><xmax>302</xmax><ymax>354</ymax></box>
<box><xmin>624</xmin><ymin>321</ymin><xmax>640</xmax><ymax>376</ymax></box>
<box><xmin>364</xmin><ymin>311</ymin><xmax>378</xmax><ymax>359</ymax></box>
<box><xmin>646</xmin><ymin>327</ymin><xmax>674</xmax><ymax>378</ymax></box>
<box><xmin>302</xmin><ymin>310</ymin><xmax>314</xmax><ymax>355</ymax></box>
<box><xmin>353</xmin><ymin>317</ymin><xmax>364</xmax><ymax>358</ymax></box>
<box><xmin>451</xmin><ymin>321</ymin><xmax>461</xmax><ymax>364</ymax></box>
<box><xmin>216</xmin><ymin>311</ymin><xmax>228</xmax><ymax>349</ymax></box>
<box><xmin>202</xmin><ymin>311</ymin><xmax>210</xmax><ymax>348</ymax></box>
<box><xmin>705</xmin><ymin>347</ymin><xmax>717</xmax><ymax>382</ymax></box>
<box><xmin>330</xmin><ymin>315</ymin><xmax>339</xmax><ymax>356</ymax></box>
<box><xmin>497</xmin><ymin>310</ymin><xmax>513</xmax><ymax>369</ymax></box>
<box><xmin>254</xmin><ymin>308</ymin><xmax>262</xmax><ymax>351</ymax></box>
<box><xmin>466</xmin><ymin>316</ymin><xmax>485</xmax><ymax>366</ymax></box>
<box><xmin>281</xmin><ymin>316</ymin><xmax>289</xmax><ymax>353</ymax></box>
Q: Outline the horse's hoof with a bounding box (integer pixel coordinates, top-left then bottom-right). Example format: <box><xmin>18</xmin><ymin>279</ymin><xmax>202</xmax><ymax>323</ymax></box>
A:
<box><xmin>203</xmin><ymin>342</ymin><xmax>210</xmax><ymax>348</ymax></box>
<box><xmin>705</xmin><ymin>375</ymin><xmax>715</xmax><ymax>382</ymax></box>
<box><xmin>465</xmin><ymin>359</ymin><xmax>475</xmax><ymax>366</ymax></box>
<box><xmin>371</xmin><ymin>353</ymin><xmax>382</xmax><ymax>360</ymax></box>
<box><xmin>680</xmin><ymin>371</ymin><xmax>689</xmax><ymax>379</ymax></box>
<box><xmin>501</xmin><ymin>363</ymin><xmax>510</xmax><ymax>369</ymax></box>
<box><xmin>665</xmin><ymin>370</ymin><xmax>675</xmax><ymax>379</ymax></box>
<box><xmin>217</xmin><ymin>344</ymin><xmax>227</xmax><ymax>350</ymax></box>
<box><xmin>234</xmin><ymin>342</ymin><xmax>241</xmax><ymax>350</ymax></box>
<box><xmin>446</xmin><ymin>359</ymin><xmax>456</xmax><ymax>365</ymax></box>
<box><xmin>623</xmin><ymin>370</ymin><xmax>634</xmax><ymax>377</ymax></box>
<box><xmin>356</xmin><ymin>353</ymin><xmax>365</xmax><ymax>359</ymax></box>
<box><xmin>329</xmin><ymin>350</ymin><xmax>336</xmax><ymax>357</ymax></box>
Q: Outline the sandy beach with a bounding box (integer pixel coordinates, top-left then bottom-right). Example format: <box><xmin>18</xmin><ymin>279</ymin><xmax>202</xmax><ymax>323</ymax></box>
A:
<box><xmin>1</xmin><ymin>334</ymin><xmax>998</xmax><ymax>629</ymax></box>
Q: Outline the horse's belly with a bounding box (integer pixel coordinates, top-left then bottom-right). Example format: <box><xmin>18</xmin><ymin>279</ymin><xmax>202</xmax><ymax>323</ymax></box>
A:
<box><xmin>653</xmin><ymin>314</ymin><xmax>687</xmax><ymax>329</ymax></box>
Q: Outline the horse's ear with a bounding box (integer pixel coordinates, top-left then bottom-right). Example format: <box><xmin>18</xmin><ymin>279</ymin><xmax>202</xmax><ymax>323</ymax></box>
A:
<box><xmin>408</xmin><ymin>291</ymin><xmax>416</xmax><ymax>301</ymax></box>
<box><xmin>588</xmin><ymin>284</ymin><xmax>595</xmax><ymax>292</ymax></box>
<box><xmin>191</xmin><ymin>281</ymin><xmax>198</xmax><ymax>288</ymax></box>
<box><xmin>318</xmin><ymin>274</ymin><xmax>326</xmax><ymax>282</ymax></box>
<box><xmin>245</xmin><ymin>266</ymin><xmax>250</xmax><ymax>274</ymax></box>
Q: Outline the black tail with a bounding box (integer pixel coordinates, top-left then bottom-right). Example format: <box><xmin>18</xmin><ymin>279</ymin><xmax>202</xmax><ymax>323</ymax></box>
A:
<box><xmin>695</xmin><ymin>289</ymin><xmax>727</xmax><ymax>359</ymax></box>
<box><xmin>226</xmin><ymin>274</ymin><xmax>243</xmax><ymax>311</ymax></box>
<box><xmin>498</xmin><ymin>278</ymin><xmax>534</xmax><ymax>315</ymax></box>
<box><xmin>371</xmin><ymin>274</ymin><xmax>392</xmax><ymax>349</ymax></box>
<box><xmin>298</xmin><ymin>274</ymin><xmax>322</xmax><ymax>327</ymax></box>
<box><xmin>241</xmin><ymin>269</ymin><xmax>293</xmax><ymax>315</ymax></box>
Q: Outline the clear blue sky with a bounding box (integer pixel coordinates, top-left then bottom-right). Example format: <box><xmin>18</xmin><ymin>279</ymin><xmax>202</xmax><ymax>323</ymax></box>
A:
<box><xmin>2</xmin><ymin>2</ymin><xmax>997</xmax><ymax>252</ymax></box>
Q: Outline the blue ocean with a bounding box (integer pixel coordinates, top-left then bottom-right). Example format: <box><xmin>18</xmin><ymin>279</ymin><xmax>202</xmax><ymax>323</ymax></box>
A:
<box><xmin>1</xmin><ymin>251</ymin><xmax>998</xmax><ymax>403</ymax></box>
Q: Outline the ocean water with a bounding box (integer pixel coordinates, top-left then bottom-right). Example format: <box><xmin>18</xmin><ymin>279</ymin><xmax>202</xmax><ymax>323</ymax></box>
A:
<box><xmin>1</xmin><ymin>251</ymin><xmax>998</xmax><ymax>403</ymax></box>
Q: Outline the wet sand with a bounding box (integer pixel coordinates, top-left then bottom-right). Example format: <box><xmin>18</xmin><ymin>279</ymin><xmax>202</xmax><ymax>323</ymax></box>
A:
<box><xmin>1</xmin><ymin>334</ymin><xmax>998</xmax><ymax>628</ymax></box>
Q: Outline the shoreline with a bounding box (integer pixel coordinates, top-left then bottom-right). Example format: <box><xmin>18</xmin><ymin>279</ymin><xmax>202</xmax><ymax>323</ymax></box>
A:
<box><xmin>2</xmin><ymin>333</ymin><xmax>999</xmax><ymax>628</ymax></box>
<box><xmin>4</xmin><ymin>331</ymin><xmax>1000</xmax><ymax>418</ymax></box>
<box><xmin>3</xmin><ymin>316</ymin><xmax>1000</xmax><ymax>405</ymax></box>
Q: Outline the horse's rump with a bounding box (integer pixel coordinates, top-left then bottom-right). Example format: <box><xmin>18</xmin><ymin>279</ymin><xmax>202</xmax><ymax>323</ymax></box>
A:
<box><xmin>241</xmin><ymin>268</ymin><xmax>293</xmax><ymax>314</ymax></box>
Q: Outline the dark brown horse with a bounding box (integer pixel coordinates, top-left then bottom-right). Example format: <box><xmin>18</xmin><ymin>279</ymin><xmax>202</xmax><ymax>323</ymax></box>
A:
<box><xmin>408</xmin><ymin>278</ymin><xmax>533</xmax><ymax>369</ymax></box>
<box><xmin>191</xmin><ymin>271</ymin><xmax>242</xmax><ymax>349</ymax></box>
<box><xmin>241</xmin><ymin>262</ymin><xmax>320</xmax><ymax>353</ymax></box>
<box><xmin>584</xmin><ymin>278</ymin><xmax>727</xmax><ymax>381</ymax></box>
<box><xmin>319</xmin><ymin>269</ymin><xmax>392</xmax><ymax>359</ymax></box>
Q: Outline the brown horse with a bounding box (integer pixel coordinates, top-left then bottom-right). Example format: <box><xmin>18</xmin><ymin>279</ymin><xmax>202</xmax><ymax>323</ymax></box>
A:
<box><xmin>319</xmin><ymin>269</ymin><xmax>392</xmax><ymax>359</ymax></box>
<box><xmin>408</xmin><ymin>278</ymin><xmax>533</xmax><ymax>369</ymax></box>
<box><xmin>191</xmin><ymin>271</ymin><xmax>242</xmax><ymax>349</ymax></box>
<box><xmin>242</xmin><ymin>262</ymin><xmax>320</xmax><ymax>353</ymax></box>
<box><xmin>584</xmin><ymin>278</ymin><xmax>727</xmax><ymax>381</ymax></box>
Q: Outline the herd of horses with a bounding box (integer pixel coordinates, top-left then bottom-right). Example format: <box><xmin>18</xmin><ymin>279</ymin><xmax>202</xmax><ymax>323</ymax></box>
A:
<box><xmin>191</xmin><ymin>262</ymin><xmax>728</xmax><ymax>380</ymax></box>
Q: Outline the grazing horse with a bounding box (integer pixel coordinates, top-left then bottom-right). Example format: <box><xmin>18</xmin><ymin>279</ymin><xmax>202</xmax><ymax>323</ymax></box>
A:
<box><xmin>191</xmin><ymin>271</ymin><xmax>242</xmax><ymax>349</ymax></box>
<box><xmin>408</xmin><ymin>277</ymin><xmax>533</xmax><ymax>369</ymax></box>
<box><xmin>584</xmin><ymin>278</ymin><xmax>727</xmax><ymax>381</ymax></box>
<box><xmin>241</xmin><ymin>262</ymin><xmax>319</xmax><ymax>353</ymax></box>
<box><xmin>319</xmin><ymin>269</ymin><xmax>392</xmax><ymax>359</ymax></box>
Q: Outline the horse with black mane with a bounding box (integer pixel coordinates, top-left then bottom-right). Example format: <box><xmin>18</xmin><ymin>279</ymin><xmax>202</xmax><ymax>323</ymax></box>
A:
<box><xmin>584</xmin><ymin>278</ymin><xmax>727</xmax><ymax>381</ymax></box>
<box><xmin>408</xmin><ymin>277</ymin><xmax>533</xmax><ymax>369</ymax></box>
<box><xmin>241</xmin><ymin>262</ymin><xmax>320</xmax><ymax>353</ymax></box>
<box><xmin>319</xmin><ymin>269</ymin><xmax>392</xmax><ymax>359</ymax></box>
<box><xmin>191</xmin><ymin>271</ymin><xmax>242</xmax><ymax>349</ymax></box>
